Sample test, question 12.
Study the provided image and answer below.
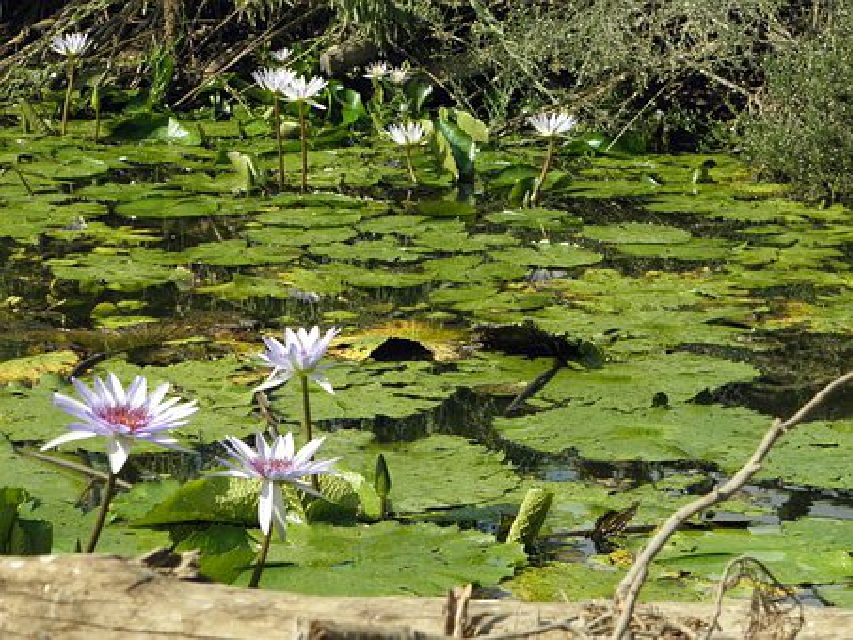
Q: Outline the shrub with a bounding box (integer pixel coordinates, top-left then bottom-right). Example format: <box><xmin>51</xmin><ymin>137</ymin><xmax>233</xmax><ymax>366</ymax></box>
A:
<box><xmin>743</xmin><ymin>9</ymin><xmax>853</xmax><ymax>203</ymax></box>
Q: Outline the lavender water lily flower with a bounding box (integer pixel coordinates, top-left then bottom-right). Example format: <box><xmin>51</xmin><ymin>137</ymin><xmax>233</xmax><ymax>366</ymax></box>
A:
<box><xmin>42</xmin><ymin>374</ymin><xmax>197</xmax><ymax>474</ymax></box>
<box><xmin>252</xmin><ymin>67</ymin><xmax>296</xmax><ymax>190</ymax></box>
<box><xmin>363</xmin><ymin>61</ymin><xmax>389</xmax><ymax>80</ymax></box>
<box><xmin>527</xmin><ymin>110</ymin><xmax>577</xmax><ymax>203</ymax></box>
<box><xmin>283</xmin><ymin>75</ymin><xmax>327</xmax><ymax>109</ymax></box>
<box><xmin>51</xmin><ymin>32</ymin><xmax>90</xmax><ymax>58</ymax></box>
<box><xmin>255</xmin><ymin>326</ymin><xmax>339</xmax><ymax>394</ymax></box>
<box><xmin>528</xmin><ymin>111</ymin><xmax>577</xmax><ymax>138</ymax></box>
<box><xmin>252</xmin><ymin>67</ymin><xmax>296</xmax><ymax>94</ymax></box>
<box><xmin>270</xmin><ymin>47</ymin><xmax>292</xmax><ymax>63</ymax></box>
<box><xmin>214</xmin><ymin>432</ymin><xmax>338</xmax><ymax>538</ymax></box>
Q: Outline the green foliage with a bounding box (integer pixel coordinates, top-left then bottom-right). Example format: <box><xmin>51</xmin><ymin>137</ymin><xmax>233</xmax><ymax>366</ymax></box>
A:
<box><xmin>743</xmin><ymin>9</ymin><xmax>853</xmax><ymax>202</ymax></box>
<box><xmin>0</xmin><ymin>487</ymin><xmax>52</xmax><ymax>555</ymax></box>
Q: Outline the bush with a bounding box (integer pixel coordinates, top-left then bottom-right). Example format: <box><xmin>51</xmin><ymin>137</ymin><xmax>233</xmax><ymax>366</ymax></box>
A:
<box><xmin>743</xmin><ymin>9</ymin><xmax>853</xmax><ymax>203</ymax></box>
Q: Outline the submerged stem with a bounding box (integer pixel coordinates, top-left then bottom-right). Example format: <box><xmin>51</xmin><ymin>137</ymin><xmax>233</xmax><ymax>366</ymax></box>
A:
<box><xmin>248</xmin><ymin>525</ymin><xmax>273</xmax><ymax>589</ymax></box>
<box><xmin>61</xmin><ymin>62</ymin><xmax>76</xmax><ymax>136</ymax></box>
<box><xmin>85</xmin><ymin>471</ymin><xmax>116</xmax><ymax>553</ymax></box>
<box><xmin>274</xmin><ymin>94</ymin><xmax>284</xmax><ymax>191</ymax></box>
<box><xmin>533</xmin><ymin>136</ymin><xmax>555</xmax><ymax>204</ymax></box>
<box><xmin>299</xmin><ymin>101</ymin><xmax>308</xmax><ymax>193</ymax></box>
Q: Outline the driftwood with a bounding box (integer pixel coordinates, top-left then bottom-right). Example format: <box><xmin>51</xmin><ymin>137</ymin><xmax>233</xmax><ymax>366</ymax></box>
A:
<box><xmin>1</xmin><ymin>554</ymin><xmax>852</xmax><ymax>639</ymax></box>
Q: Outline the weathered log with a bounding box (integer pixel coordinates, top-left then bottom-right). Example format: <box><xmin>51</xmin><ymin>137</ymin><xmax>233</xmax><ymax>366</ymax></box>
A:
<box><xmin>0</xmin><ymin>554</ymin><xmax>851</xmax><ymax>639</ymax></box>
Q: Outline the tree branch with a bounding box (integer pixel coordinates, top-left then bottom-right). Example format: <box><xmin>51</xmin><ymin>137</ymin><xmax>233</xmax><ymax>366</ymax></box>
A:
<box><xmin>610</xmin><ymin>371</ymin><xmax>853</xmax><ymax>640</ymax></box>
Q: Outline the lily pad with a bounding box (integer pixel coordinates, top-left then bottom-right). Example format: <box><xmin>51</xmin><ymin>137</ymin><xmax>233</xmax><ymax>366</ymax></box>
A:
<box><xmin>234</xmin><ymin>521</ymin><xmax>526</xmax><ymax>595</ymax></box>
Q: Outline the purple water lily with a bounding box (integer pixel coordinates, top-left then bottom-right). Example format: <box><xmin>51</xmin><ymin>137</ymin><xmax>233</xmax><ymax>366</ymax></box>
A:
<box><xmin>42</xmin><ymin>374</ymin><xmax>197</xmax><ymax>474</ymax></box>
<box><xmin>255</xmin><ymin>326</ymin><xmax>340</xmax><ymax>394</ymax></box>
<box><xmin>213</xmin><ymin>432</ymin><xmax>338</xmax><ymax>538</ymax></box>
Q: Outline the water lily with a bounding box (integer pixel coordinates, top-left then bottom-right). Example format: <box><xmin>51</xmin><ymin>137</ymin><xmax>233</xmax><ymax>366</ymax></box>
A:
<box><xmin>255</xmin><ymin>325</ymin><xmax>339</xmax><ymax>484</ymax></box>
<box><xmin>388</xmin><ymin>67</ymin><xmax>410</xmax><ymax>85</ymax></box>
<box><xmin>282</xmin><ymin>75</ymin><xmax>327</xmax><ymax>192</ymax></box>
<box><xmin>255</xmin><ymin>326</ymin><xmax>339</xmax><ymax>395</ymax></box>
<box><xmin>213</xmin><ymin>431</ymin><xmax>338</xmax><ymax>587</ymax></box>
<box><xmin>387</xmin><ymin>122</ymin><xmax>426</xmax><ymax>183</ymax></box>
<box><xmin>363</xmin><ymin>61</ymin><xmax>389</xmax><ymax>80</ymax></box>
<box><xmin>283</xmin><ymin>75</ymin><xmax>327</xmax><ymax>110</ymax></box>
<box><xmin>43</xmin><ymin>374</ymin><xmax>196</xmax><ymax>473</ymax></box>
<box><xmin>252</xmin><ymin>67</ymin><xmax>296</xmax><ymax>94</ymax></box>
<box><xmin>252</xmin><ymin>67</ymin><xmax>297</xmax><ymax>190</ymax></box>
<box><xmin>42</xmin><ymin>373</ymin><xmax>197</xmax><ymax>552</ymax></box>
<box><xmin>270</xmin><ymin>47</ymin><xmax>291</xmax><ymax>63</ymax></box>
<box><xmin>215</xmin><ymin>432</ymin><xmax>337</xmax><ymax>537</ymax></box>
<box><xmin>527</xmin><ymin>110</ymin><xmax>577</xmax><ymax>203</ymax></box>
<box><xmin>50</xmin><ymin>32</ymin><xmax>90</xmax><ymax>58</ymax></box>
<box><xmin>528</xmin><ymin>111</ymin><xmax>577</xmax><ymax>138</ymax></box>
<box><xmin>51</xmin><ymin>31</ymin><xmax>91</xmax><ymax>136</ymax></box>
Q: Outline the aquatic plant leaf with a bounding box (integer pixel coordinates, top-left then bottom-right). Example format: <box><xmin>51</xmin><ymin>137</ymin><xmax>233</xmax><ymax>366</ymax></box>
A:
<box><xmin>234</xmin><ymin>521</ymin><xmax>525</xmax><ymax>595</ymax></box>
<box><xmin>656</xmin><ymin>519</ymin><xmax>853</xmax><ymax>586</ymax></box>
<box><xmin>320</xmin><ymin>434</ymin><xmax>519</xmax><ymax>515</ymax></box>
<box><xmin>0</xmin><ymin>351</ymin><xmax>78</xmax><ymax>385</ymax></box>
<box><xmin>581</xmin><ymin>222</ymin><xmax>692</xmax><ymax>245</ymax></box>
<box><xmin>132</xmin><ymin>477</ymin><xmax>263</xmax><ymax>526</ymax></box>
<box><xmin>174</xmin><ymin>524</ymin><xmax>256</xmax><ymax>583</ymax></box>
<box><xmin>496</xmin><ymin>243</ymin><xmax>603</xmax><ymax>269</ymax></box>
<box><xmin>508</xmin><ymin>561</ymin><xmax>704</xmax><ymax>602</ymax></box>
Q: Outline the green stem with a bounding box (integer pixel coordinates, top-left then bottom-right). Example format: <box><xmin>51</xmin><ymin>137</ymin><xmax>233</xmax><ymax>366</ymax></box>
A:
<box><xmin>299</xmin><ymin>101</ymin><xmax>308</xmax><ymax>193</ymax></box>
<box><xmin>85</xmin><ymin>471</ymin><xmax>116</xmax><ymax>553</ymax></box>
<box><xmin>405</xmin><ymin>144</ymin><xmax>417</xmax><ymax>184</ymax></box>
<box><xmin>533</xmin><ymin>136</ymin><xmax>555</xmax><ymax>205</ymax></box>
<box><xmin>93</xmin><ymin>87</ymin><xmax>101</xmax><ymax>143</ymax></box>
<box><xmin>300</xmin><ymin>375</ymin><xmax>319</xmax><ymax>491</ymax></box>
<box><xmin>248</xmin><ymin>525</ymin><xmax>273</xmax><ymax>589</ymax></box>
<box><xmin>61</xmin><ymin>62</ymin><xmax>76</xmax><ymax>136</ymax></box>
<box><xmin>274</xmin><ymin>94</ymin><xmax>284</xmax><ymax>192</ymax></box>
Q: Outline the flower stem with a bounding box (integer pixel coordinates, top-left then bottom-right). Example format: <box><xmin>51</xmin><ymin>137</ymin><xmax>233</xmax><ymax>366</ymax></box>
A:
<box><xmin>405</xmin><ymin>144</ymin><xmax>417</xmax><ymax>184</ymax></box>
<box><xmin>274</xmin><ymin>94</ymin><xmax>284</xmax><ymax>192</ymax></box>
<box><xmin>300</xmin><ymin>375</ymin><xmax>319</xmax><ymax>491</ymax></box>
<box><xmin>93</xmin><ymin>84</ymin><xmax>101</xmax><ymax>143</ymax></box>
<box><xmin>533</xmin><ymin>136</ymin><xmax>555</xmax><ymax>205</ymax></box>
<box><xmin>299</xmin><ymin>101</ymin><xmax>308</xmax><ymax>193</ymax></box>
<box><xmin>85</xmin><ymin>471</ymin><xmax>116</xmax><ymax>553</ymax></box>
<box><xmin>61</xmin><ymin>62</ymin><xmax>76</xmax><ymax>137</ymax></box>
<box><xmin>248</xmin><ymin>525</ymin><xmax>273</xmax><ymax>589</ymax></box>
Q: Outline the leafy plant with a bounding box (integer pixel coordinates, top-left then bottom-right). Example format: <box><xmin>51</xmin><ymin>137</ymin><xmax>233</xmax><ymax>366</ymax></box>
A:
<box><xmin>743</xmin><ymin>8</ymin><xmax>853</xmax><ymax>203</ymax></box>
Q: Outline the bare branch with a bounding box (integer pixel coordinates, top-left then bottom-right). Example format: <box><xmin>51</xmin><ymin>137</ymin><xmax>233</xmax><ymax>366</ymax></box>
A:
<box><xmin>610</xmin><ymin>371</ymin><xmax>853</xmax><ymax>639</ymax></box>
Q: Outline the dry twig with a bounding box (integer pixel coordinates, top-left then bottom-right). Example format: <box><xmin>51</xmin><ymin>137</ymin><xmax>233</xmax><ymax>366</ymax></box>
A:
<box><xmin>610</xmin><ymin>371</ymin><xmax>853</xmax><ymax>639</ymax></box>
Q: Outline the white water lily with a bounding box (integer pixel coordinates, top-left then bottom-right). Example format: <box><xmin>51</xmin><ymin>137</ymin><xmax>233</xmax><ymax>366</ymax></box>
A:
<box><xmin>252</xmin><ymin>67</ymin><xmax>296</xmax><ymax>94</ymax></box>
<box><xmin>270</xmin><ymin>47</ymin><xmax>291</xmax><ymax>63</ymax></box>
<box><xmin>214</xmin><ymin>432</ymin><xmax>338</xmax><ymax>538</ymax></box>
<box><xmin>387</xmin><ymin>122</ymin><xmax>426</xmax><ymax>146</ymax></box>
<box><xmin>388</xmin><ymin>67</ymin><xmax>410</xmax><ymax>85</ymax></box>
<box><xmin>283</xmin><ymin>75</ymin><xmax>327</xmax><ymax>109</ymax></box>
<box><xmin>42</xmin><ymin>374</ymin><xmax>197</xmax><ymax>474</ymax></box>
<box><xmin>363</xmin><ymin>61</ymin><xmax>390</xmax><ymax>80</ymax></box>
<box><xmin>51</xmin><ymin>32</ymin><xmax>90</xmax><ymax>58</ymax></box>
<box><xmin>528</xmin><ymin>111</ymin><xmax>577</xmax><ymax>138</ymax></box>
<box><xmin>255</xmin><ymin>326</ymin><xmax>340</xmax><ymax>394</ymax></box>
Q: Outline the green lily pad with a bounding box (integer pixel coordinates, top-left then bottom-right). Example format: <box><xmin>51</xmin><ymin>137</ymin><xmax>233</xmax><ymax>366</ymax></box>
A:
<box><xmin>234</xmin><ymin>521</ymin><xmax>526</xmax><ymax>595</ymax></box>
<box><xmin>582</xmin><ymin>223</ymin><xmax>692</xmax><ymax>245</ymax></box>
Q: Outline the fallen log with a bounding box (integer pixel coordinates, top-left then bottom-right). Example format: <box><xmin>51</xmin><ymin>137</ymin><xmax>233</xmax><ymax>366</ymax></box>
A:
<box><xmin>0</xmin><ymin>554</ymin><xmax>851</xmax><ymax>639</ymax></box>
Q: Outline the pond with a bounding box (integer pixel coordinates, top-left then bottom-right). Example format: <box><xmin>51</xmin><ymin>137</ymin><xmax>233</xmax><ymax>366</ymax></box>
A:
<box><xmin>0</xmin><ymin>115</ymin><xmax>851</xmax><ymax>605</ymax></box>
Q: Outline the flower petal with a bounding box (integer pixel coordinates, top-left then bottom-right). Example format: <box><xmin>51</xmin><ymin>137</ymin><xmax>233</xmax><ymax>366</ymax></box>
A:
<box><xmin>258</xmin><ymin>480</ymin><xmax>274</xmax><ymax>535</ymax></box>
<box><xmin>105</xmin><ymin>437</ymin><xmax>131</xmax><ymax>474</ymax></box>
<box><xmin>40</xmin><ymin>430</ymin><xmax>99</xmax><ymax>452</ymax></box>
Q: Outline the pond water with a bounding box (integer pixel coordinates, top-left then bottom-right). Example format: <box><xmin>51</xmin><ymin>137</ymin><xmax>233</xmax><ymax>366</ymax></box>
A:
<box><xmin>0</xmin><ymin>120</ymin><xmax>851</xmax><ymax>604</ymax></box>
